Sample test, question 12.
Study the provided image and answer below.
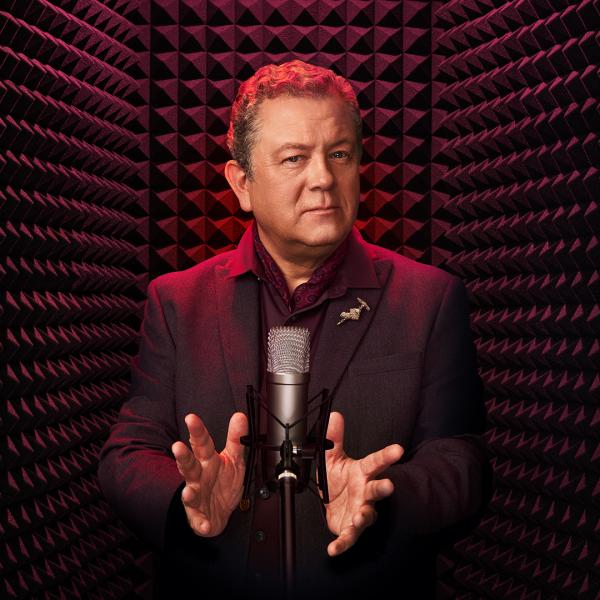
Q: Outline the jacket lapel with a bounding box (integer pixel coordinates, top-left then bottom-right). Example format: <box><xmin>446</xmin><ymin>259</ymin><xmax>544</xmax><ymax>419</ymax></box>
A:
<box><xmin>214</xmin><ymin>227</ymin><xmax>392</xmax><ymax>417</ymax></box>
<box><xmin>308</xmin><ymin>261</ymin><xmax>391</xmax><ymax>407</ymax></box>
<box><xmin>215</xmin><ymin>265</ymin><xmax>260</xmax><ymax>413</ymax></box>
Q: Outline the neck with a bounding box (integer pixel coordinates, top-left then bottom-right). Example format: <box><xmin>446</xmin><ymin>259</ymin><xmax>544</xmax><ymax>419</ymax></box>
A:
<box><xmin>259</xmin><ymin>236</ymin><xmax>338</xmax><ymax>293</ymax></box>
<box><xmin>273</xmin><ymin>253</ymin><xmax>328</xmax><ymax>293</ymax></box>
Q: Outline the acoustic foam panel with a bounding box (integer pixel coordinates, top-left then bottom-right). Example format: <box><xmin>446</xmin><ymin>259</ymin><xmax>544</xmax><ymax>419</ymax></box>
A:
<box><xmin>2</xmin><ymin>1</ymin><xmax>598</xmax><ymax>598</ymax></box>
<box><xmin>1</xmin><ymin>0</ymin><xmax>152</xmax><ymax>597</ymax></box>
<box><xmin>146</xmin><ymin>0</ymin><xmax>430</xmax><ymax>279</ymax></box>
<box><xmin>431</xmin><ymin>1</ymin><xmax>599</xmax><ymax>598</ymax></box>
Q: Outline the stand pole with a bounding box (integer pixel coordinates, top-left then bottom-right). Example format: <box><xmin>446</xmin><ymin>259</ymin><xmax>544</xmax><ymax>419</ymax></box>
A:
<box><xmin>279</xmin><ymin>473</ymin><xmax>296</xmax><ymax>598</ymax></box>
<box><xmin>240</xmin><ymin>387</ymin><xmax>334</xmax><ymax>598</ymax></box>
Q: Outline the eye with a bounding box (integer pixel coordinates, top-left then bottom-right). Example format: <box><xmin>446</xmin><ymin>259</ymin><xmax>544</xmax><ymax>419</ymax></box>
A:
<box><xmin>331</xmin><ymin>150</ymin><xmax>350</xmax><ymax>160</ymax></box>
<box><xmin>283</xmin><ymin>155</ymin><xmax>303</xmax><ymax>164</ymax></box>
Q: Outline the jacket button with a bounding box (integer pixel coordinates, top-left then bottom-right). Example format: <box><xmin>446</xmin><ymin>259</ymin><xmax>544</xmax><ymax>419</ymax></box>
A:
<box><xmin>255</xmin><ymin>530</ymin><xmax>266</xmax><ymax>542</ymax></box>
<box><xmin>259</xmin><ymin>486</ymin><xmax>270</xmax><ymax>500</ymax></box>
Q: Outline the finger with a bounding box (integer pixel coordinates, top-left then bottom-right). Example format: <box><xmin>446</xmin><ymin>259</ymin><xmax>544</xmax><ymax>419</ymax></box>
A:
<box><xmin>190</xmin><ymin>518</ymin><xmax>211</xmax><ymax>536</ymax></box>
<box><xmin>325</xmin><ymin>411</ymin><xmax>346</xmax><ymax>458</ymax></box>
<box><xmin>364</xmin><ymin>478</ymin><xmax>394</xmax><ymax>503</ymax></box>
<box><xmin>181</xmin><ymin>488</ymin><xmax>211</xmax><ymax>535</ymax></box>
<box><xmin>360</xmin><ymin>443</ymin><xmax>404</xmax><ymax>478</ymax></box>
<box><xmin>352</xmin><ymin>505</ymin><xmax>377</xmax><ymax>530</ymax></box>
<box><xmin>181</xmin><ymin>483</ymin><xmax>202</xmax><ymax>508</ymax></box>
<box><xmin>172</xmin><ymin>440</ymin><xmax>203</xmax><ymax>481</ymax></box>
<box><xmin>327</xmin><ymin>521</ymin><xmax>361</xmax><ymax>557</ymax></box>
<box><xmin>224</xmin><ymin>412</ymin><xmax>249</xmax><ymax>463</ymax></box>
<box><xmin>328</xmin><ymin>505</ymin><xmax>379</xmax><ymax>556</ymax></box>
<box><xmin>186</xmin><ymin>413</ymin><xmax>216</xmax><ymax>461</ymax></box>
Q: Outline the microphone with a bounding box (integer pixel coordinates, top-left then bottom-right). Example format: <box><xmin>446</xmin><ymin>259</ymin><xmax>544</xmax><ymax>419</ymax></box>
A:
<box><xmin>264</xmin><ymin>326</ymin><xmax>310</xmax><ymax>486</ymax></box>
<box><xmin>239</xmin><ymin>324</ymin><xmax>333</xmax><ymax>509</ymax></box>
<box><xmin>265</xmin><ymin>326</ymin><xmax>311</xmax><ymax>590</ymax></box>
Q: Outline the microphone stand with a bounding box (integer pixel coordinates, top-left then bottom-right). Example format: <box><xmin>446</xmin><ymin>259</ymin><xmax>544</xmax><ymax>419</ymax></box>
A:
<box><xmin>278</xmin><ymin>431</ymin><xmax>297</xmax><ymax>596</ymax></box>
<box><xmin>240</xmin><ymin>387</ymin><xmax>333</xmax><ymax>597</ymax></box>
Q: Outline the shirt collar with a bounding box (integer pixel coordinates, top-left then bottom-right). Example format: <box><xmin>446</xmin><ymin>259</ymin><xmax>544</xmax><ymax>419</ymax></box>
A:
<box><xmin>226</xmin><ymin>221</ymin><xmax>381</xmax><ymax>291</ymax></box>
<box><xmin>227</xmin><ymin>222</ymin><xmax>261</xmax><ymax>278</ymax></box>
<box><xmin>334</xmin><ymin>227</ymin><xmax>381</xmax><ymax>290</ymax></box>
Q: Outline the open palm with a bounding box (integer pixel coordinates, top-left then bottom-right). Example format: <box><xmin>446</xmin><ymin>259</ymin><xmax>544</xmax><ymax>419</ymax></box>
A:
<box><xmin>171</xmin><ymin>412</ymin><xmax>248</xmax><ymax>537</ymax></box>
<box><xmin>324</xmin><ymin>411</ymin><xmax>404</xmax><ymax>556</ymax></box>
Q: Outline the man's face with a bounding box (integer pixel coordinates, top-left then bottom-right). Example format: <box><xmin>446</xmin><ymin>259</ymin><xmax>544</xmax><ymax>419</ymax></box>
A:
<box><xmin>239</xmin><ymin>94</ymin><xmax>361</xmax><ymax>261</ymax></box>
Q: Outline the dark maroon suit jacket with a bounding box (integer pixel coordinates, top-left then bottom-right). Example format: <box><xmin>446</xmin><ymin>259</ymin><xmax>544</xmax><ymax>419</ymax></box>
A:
<box><xmin>98</xmin><ymin>229</ymin><xmax>488</xmax><ymax>598</ymax></box>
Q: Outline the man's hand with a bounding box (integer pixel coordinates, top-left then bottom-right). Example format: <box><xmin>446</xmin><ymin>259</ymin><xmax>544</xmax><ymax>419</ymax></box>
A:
<box><xmin>171</xmin><ymin>412</ymin><xmax>248</xmax><ymax>537</ymax></box>
<box><xmin>323</xmin><ymin>411</ymin><xmax>404</xmax><ymax>556</ymax></box>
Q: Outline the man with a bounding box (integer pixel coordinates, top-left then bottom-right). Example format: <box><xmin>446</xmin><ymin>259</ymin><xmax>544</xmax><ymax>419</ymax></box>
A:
<box><xmin>98</xmin><ymin>60</ymin><xmax>488</xmax><ymax>599</ymax></box>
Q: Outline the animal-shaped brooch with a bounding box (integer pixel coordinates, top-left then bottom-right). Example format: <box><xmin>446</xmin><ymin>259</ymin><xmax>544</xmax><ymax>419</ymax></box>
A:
<box><xmin>337</xmin><ymin>297</ymin><xmax>371</xmax><ymax>326</ymax></box>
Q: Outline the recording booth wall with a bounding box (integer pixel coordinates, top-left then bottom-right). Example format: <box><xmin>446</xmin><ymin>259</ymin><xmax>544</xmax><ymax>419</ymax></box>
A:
<box><xmin>1</xmin><ymin>1</ymin><xmax>597</xmax><ymax>598</ymax></box>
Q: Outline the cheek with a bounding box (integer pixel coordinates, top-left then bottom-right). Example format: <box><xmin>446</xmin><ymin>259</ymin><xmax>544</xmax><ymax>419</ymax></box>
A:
<box><xmin>340</xmin><ymin>176</ymin><xmax>360</xmax><ymax>207</ymax></box>
<box><xmin>335</xmin><ymin>167</ymin><xmax>359</xmax><ymax>190</ymax></box>
<box><xmin>270</xmin><ymin>182</ymin><xmax>304</xmax><ymax>211</ymax></box>
<box><xmin>252</xmin><ymin>185</ymin><xmax>299</xmax><ymax>223</ymax></box>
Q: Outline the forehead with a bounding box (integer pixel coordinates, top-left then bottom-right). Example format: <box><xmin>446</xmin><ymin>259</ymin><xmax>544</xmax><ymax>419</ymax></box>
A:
<box><xmin>253</xmin><ymin>94</ymin><xmax>357</xmax><ymax>147</ymax></box>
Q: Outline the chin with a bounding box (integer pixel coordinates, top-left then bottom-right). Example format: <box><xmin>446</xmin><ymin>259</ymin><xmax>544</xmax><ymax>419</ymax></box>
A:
<box><xmin>297</xmin><ymin>225</ymin><xmax>351</xmax><ymax>249</ymax></box>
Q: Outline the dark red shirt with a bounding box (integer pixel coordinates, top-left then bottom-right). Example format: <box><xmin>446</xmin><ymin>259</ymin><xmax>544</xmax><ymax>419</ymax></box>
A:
<box><xmin>227</xmin><ymin>221</ymin><xmax>380</xmax><ymax>585</ymax></box>
<box><xmin>228</xmin><ymin>221</ymin><xmax>380</xmax><ymax>350</ymax></box>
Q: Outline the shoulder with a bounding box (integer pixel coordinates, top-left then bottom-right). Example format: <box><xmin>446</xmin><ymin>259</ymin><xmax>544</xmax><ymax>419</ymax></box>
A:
<box><xmin>147</xmin><ymin>249</ymin><xmax>237</xmax><ymax>301</ymax></box>
<box><xmin>362</xmin><ymin>240</ymin><xmax>470</xmax><ymax>324</ymax></box>
<box><xmin>358</xmin><ymin>238</ymin><xmax>468</xmax><ymax>319</ymax></box>
<box><xmin>364</xmin><ymin>240</ymin><xmax>459</xmax><ymax>292</ymax></box>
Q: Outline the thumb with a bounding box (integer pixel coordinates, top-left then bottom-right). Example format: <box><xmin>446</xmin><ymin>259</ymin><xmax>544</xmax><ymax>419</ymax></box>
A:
<box><xmin>326</xmin><ymin>411</ymin><xmax>346</xmax><ymax>457</ymax></box>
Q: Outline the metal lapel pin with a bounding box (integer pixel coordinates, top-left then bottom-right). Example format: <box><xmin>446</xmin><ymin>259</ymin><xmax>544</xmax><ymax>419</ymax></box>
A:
<box><xmin>337</xmin><ymin>297</ymin><xmax>371</xmax><ymax>326</ymax></box>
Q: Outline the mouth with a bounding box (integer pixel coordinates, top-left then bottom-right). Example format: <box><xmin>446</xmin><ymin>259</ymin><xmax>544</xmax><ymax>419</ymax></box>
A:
<box><xmin>304</xmin><ymin>207</ymin><xmax>339</xmax><ymax>215</ymax></box>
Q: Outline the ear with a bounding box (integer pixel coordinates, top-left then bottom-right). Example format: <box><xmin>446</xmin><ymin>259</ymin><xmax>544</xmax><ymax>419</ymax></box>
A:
<box><xmin>224</xmin><ymin>160</ymin><xmax>253</xmax><ymax>212</ymax></box>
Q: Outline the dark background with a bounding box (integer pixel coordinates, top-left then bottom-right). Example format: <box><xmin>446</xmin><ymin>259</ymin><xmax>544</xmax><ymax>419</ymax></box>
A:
<box><xmin>1</xmin><ymin>0</ymin><xmax>598</xmax><ymax>598</ymax></box>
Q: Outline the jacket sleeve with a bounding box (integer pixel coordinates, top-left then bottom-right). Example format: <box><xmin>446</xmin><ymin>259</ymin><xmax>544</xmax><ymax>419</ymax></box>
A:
<box><xmin>387</xmin><ymin>276</ymin><xmax>490</xmax><ymax>535</ymax></box>
<box><xmin>97</xmin><ymin>278</ymin><xmax>184</xmax><ymax>551</ymax></box>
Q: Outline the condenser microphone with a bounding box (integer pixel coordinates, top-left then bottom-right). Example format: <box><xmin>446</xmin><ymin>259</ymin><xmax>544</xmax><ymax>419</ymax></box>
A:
<box><xmin>265</xmin><ymin>326</ymin><xmax>310</xmax><ymax>484</ymax></box>
<box><xmin>239</xmin><ymin>325</ymin><xmax>332</xmax><ymax>590</ymax></box>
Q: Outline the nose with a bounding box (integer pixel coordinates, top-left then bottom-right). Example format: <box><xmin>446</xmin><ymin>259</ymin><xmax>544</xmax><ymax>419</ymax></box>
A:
<box><xmin>308</xmin><ymin>155</ymin><xmax>334</xmax><ymax>191</ymax></box>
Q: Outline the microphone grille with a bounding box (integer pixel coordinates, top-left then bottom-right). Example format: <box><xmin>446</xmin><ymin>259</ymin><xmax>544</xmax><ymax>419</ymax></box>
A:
<box><xmin>267</xmin><ymin>326</ymin><xmax>310</xmax><ymax>374</ymax></box>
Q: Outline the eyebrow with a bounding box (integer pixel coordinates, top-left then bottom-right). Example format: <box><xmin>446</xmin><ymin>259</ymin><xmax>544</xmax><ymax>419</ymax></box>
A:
<box><xmin>274</xmin><ymin>139</ymin><xmax>355</xmax><ymax>154</ymax></box>
<box><xmin>275</xmin><ymin>143</ymin><xmax>310</xmax><ymax>154</ymax></box>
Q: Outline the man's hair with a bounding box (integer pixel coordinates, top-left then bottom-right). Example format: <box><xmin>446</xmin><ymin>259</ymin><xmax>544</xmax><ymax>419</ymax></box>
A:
<box><xmin>227</xmin><ymin>60</ymin><xmax>362</xmax><ymax>178</ymax></box>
